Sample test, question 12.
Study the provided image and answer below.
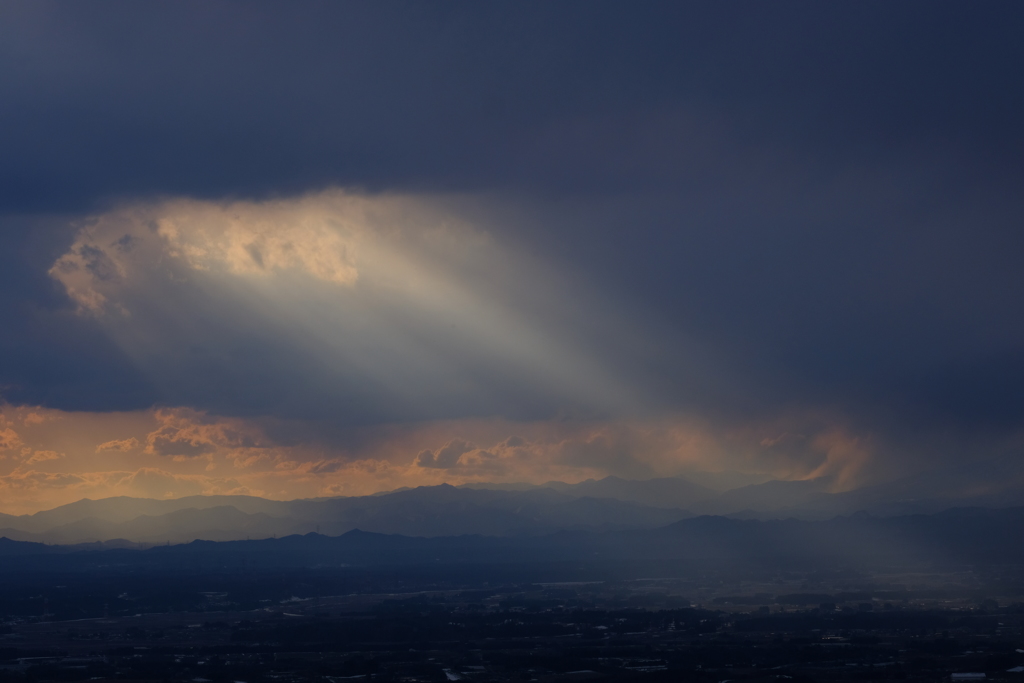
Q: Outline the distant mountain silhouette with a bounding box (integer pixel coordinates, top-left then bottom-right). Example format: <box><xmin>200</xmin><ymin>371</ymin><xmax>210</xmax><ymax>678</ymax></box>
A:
<box><xmin>540</xmin><ymin>475</ymin><xmax>718</xmax><ymax>509</ymax></box>
<box><xmin>0</xmin><ymin>484</ymin><xmax>691</xmax><ymax>544</ymax></box>
<box><xmin>1</xmin><ymin>473</ymin><xmax>1022</xmax><ymax>544</ymax></box>
<box><xmin>2</xmin><ymin>507</ymin><xmax>1022</xmax><ymax>572</ymax></box>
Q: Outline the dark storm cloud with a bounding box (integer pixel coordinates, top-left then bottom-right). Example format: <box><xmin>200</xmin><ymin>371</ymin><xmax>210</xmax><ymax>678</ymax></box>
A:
<box><xmin>2</xmin><ymin>1</ymin><xmax>1021</xmax><ymax>207</ymax></box>
<box><xmin>1</xmin><ymin>0</ymin><xmax>1023</xmax><ymax>450</ymax></box>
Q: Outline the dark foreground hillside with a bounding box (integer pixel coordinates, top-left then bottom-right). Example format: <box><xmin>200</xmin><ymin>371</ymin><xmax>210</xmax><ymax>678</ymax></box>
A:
<box><xmin>0</xmin><ymin>507</ymin><xmax>1023</xmax><ymax>682</ymax></box>
<box><xmin>0</xmin><ymin>558</ymin><xmax>1022</xmax><ymax>683</ymax></box>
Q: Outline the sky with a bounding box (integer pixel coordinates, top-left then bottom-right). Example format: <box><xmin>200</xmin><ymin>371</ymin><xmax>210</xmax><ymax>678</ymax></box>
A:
<box><xmin>1</xmin><ymin>1</ymin><xmax>1023</xmax><ymax>513</ymax></box>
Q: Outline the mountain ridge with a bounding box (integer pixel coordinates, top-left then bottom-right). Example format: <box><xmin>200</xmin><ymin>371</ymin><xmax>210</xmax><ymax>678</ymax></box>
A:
<box><xmin>2</xmin><ymin>506</ymin><xmax>1023</xmax><ymax>573</ymax></box>
<box><xmin>2</xmin><ymin>472</ymin><xmax>1022</xmax><ymax>544</ymax></box>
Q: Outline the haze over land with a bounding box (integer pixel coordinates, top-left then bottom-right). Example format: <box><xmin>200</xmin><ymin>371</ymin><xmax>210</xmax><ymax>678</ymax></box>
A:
<box><xmin>1</xmin><ymin>472</ymin><xmax>1022</xmax><ymax>546</ymax></box>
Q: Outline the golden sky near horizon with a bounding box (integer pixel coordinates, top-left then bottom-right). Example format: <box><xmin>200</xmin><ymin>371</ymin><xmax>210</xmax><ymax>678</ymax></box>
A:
<box><xmin>0</xmin><ymin>401</ymin><xmax>880</xmax><ymax>515</ymax></box>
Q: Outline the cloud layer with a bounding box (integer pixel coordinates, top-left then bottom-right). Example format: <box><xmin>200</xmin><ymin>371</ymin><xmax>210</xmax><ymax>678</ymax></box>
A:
<box><xmin>0</xmin><ymin>403</ymin><xmax>891</xmax><ymax>514</ymax></box>
<box><xmin>5</xmin><ymin>398</ymin><xmax>1022</xmax><ymax>515</ymax></box>
<box><xmin>1</xmin><ymin>3</ymin><xmax>1023</xmax><ymax>511</ymax></box>
<box><xmin>49</xmin><ymin>191</ymin><xmax>648</xmax><ymax>423</ymax></box>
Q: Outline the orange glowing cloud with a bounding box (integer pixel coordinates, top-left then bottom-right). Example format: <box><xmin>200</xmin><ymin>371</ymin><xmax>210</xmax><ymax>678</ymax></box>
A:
<box><xmin>96</xmin><ymin>437</ymin><xmax>140</xmax><ymax>452</ymax></box>
<box><xmin>0</xmin><ymin>426</ymin><xmax>24</xmax><ymax>452</ymax></box>
<box><xmin>0</xmin><ymin>401</ymin><xmax>901</xmax><ymax>515</ymax></box>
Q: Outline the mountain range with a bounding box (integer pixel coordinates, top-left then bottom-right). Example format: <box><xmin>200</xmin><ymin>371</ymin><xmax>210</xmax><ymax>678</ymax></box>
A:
<box><xmin>0</xmin><ymin>472</ymin><xmax>1021</xmax><ymax>545</ymax></box>
<box><xmin>2</xmin><ymin>506</ymin><xmax>1023</xmax><ymax>574</ymax></box>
